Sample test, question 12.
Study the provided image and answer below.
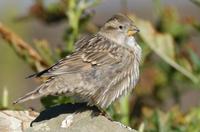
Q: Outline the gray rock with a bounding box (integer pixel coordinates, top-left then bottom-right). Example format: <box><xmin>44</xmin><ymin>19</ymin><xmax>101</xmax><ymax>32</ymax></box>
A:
<box><xmin>1</xmin><ymin>103</ymin><xmax>137</xmax><ymax>132</ymax></box>
<box><xmin>0</xmin><ymin>110</ymin><xmax>38</xmax><ymax>132</ymax></box>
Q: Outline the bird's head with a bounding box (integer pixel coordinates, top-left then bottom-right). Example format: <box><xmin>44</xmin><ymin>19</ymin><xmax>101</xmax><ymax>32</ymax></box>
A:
<box><xmin>99</xmin><ymin>13</ymin><xmax>139</xmax><ymax>47</ymax></box>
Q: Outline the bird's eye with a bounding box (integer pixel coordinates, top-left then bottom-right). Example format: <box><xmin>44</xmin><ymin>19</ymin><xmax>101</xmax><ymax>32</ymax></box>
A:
<box><xmin>119</xmin><ymin>25</ymin><xmax>123</xmax><ymax>30</ymax></box>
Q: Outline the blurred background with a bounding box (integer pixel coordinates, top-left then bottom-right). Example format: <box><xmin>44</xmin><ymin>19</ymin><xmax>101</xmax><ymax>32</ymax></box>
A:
<box><xmin>0</xmin><ymin>0</ymin><xmax>200</xmax><ymax>131</ymax></box>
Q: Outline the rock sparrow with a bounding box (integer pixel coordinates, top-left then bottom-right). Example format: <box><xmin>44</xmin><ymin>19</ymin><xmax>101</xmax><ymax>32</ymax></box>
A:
<box><xmin>14</xmin><ymin>13</ymin><xmax>141</xmax><ymax>109</ymax></box>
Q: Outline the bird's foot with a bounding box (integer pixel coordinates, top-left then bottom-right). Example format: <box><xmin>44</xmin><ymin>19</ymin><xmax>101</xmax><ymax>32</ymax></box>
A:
<box><xmin>99</xmin><ymin>110</ymin><xmax>113</xmax><ymax>121</ymax></box>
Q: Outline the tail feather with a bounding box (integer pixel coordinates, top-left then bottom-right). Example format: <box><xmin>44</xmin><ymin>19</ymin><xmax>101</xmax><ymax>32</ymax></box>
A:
<box><xmin>13</xmin><ymin>77</ymin><xmax>55</xmax><ymax>104</ymax></box>
<box><xmin>13</xmin><ymin>87</ymin><xmax>44</xmax><ymax>104</ymax></box>
<box><xmin>13</xmin><ymin>77</ymin><xmax>69</xmax><ymax>104</ymax></box>
<box><xmin>13</xmin><ymin>79</ymin><xmax>54</xmax><ymax>104</ymax></box>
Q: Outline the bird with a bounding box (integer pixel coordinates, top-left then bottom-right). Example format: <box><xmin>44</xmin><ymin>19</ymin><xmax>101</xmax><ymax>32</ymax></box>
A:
<box><xmin>13</xmin><ymin>13</ymin><xmax>142</xmax><ymax>109</ymax></box>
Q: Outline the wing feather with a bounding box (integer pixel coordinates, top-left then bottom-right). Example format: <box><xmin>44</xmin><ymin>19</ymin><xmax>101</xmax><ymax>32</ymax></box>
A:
<box><xmin>29</xmin><ymin>34</ymin><xmax>122</xmax><ymax>78</ymax></box>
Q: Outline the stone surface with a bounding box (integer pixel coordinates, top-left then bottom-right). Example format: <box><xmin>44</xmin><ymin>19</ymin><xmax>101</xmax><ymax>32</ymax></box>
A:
<box><xmin>0</xmin><ymin>110</ymin><xmax>38</xmax><ymax>132</ymax></box>
<box><xmin>0</xmin><ymin>103</ymin><xmax>137</xmax><ymax>132</ymax></box>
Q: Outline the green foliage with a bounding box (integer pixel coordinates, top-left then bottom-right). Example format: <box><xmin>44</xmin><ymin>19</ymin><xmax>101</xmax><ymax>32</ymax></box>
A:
<box><xmin>63</xmin><ymin>0</ymin><xmax>99</xmax><ymax>52</ymax></box>
<box><xmin>40</xmin><ymin>95</ymin><xmax>74</xmax><ymax>108</ymax></box>
<box><xmin>191</xmin><ymin>0</ymin><xmax>200</xmax><ymax>7</ymax></box>
<box><xmin>139</xmin><ymin>107</ymin><xmax>200</xmax><ymax>132</ymax></box>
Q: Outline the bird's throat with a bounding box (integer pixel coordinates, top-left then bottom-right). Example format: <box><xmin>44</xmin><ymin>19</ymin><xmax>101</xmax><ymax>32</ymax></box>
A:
<box><xmin>126</xmin><ymin>36</ymin><xmax>137</xmax><ymax>48</ymax></box>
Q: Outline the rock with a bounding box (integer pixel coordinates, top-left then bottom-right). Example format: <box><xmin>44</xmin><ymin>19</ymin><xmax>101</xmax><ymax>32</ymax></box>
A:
<box><xmin>0</xmin><ymin>103</ymin><xmax>137</xmax><ymax>132</ymax></box>
<box><xmin>0</xmin><ymin>110</ymin><xmax>38</xmax><ymax>132</ymax></box>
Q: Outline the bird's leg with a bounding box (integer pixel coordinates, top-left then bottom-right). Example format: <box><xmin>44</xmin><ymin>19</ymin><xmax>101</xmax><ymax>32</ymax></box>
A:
<box><xmin>96</xmin><ymin>106</ymin><xmax>113</xmax><ymax>121</ymax></box>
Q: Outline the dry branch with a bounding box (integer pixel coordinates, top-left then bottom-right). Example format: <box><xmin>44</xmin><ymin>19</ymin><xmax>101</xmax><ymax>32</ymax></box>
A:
<box><xmin>0</xmin><ymin>22</ymin><xmax>48</xmax><ymax>71</ymax></box>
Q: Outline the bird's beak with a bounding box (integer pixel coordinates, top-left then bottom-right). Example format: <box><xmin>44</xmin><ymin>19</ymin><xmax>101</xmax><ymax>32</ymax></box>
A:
<box><xmin>127</xmin><ymin>26</ymin><xmax>140</xmax><ymax>36</ymax></box>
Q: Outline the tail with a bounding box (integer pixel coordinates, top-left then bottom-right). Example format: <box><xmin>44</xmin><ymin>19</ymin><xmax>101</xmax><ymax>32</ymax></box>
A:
<box><xmin>13</xmin><ymin>78</ymin><xmax>54</xmax><ymax>104</ymax></box>
<box><xmin>13</xmin><ymin>86</ymin><xmax>45</xmax><ymax>104</ymax></box>
<box><xmin>13</xmin><ymin>76</ymin><xmax>71</xmax><ymax>104</ymax></box>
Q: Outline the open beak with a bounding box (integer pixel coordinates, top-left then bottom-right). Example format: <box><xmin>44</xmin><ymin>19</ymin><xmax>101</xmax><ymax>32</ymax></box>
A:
<box><xmin>127</xmin><ymin>26</ymin><xmax>140</xmax><ymax>36</ymax></box>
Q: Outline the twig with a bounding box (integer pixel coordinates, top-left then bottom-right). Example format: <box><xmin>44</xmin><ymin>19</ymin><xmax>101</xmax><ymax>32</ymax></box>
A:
<box><xmin>0</xmin><ymin>22</ymin><xmax>49</xmax><ymax>71</ymax></box>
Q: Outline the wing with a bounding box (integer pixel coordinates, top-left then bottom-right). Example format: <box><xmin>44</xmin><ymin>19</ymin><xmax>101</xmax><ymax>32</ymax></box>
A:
<box><xmin>28</xmin><ymin>34</ymin><xmax>122</xmax><ymax>78</ymax></box>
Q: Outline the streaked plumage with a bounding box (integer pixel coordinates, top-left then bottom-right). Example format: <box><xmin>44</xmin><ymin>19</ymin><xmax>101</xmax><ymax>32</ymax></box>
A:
<box><xmin>14</xmin><ymin>13</ymin><xmax>141</xmax><ymax>109</ymax></box>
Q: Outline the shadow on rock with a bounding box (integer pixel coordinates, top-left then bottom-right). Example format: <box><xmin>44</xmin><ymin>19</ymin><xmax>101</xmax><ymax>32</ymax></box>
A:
<box><xmin>31</xmin><ymin>103</ymin><xmax>100</xmax><ymax>126</ymax></box>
